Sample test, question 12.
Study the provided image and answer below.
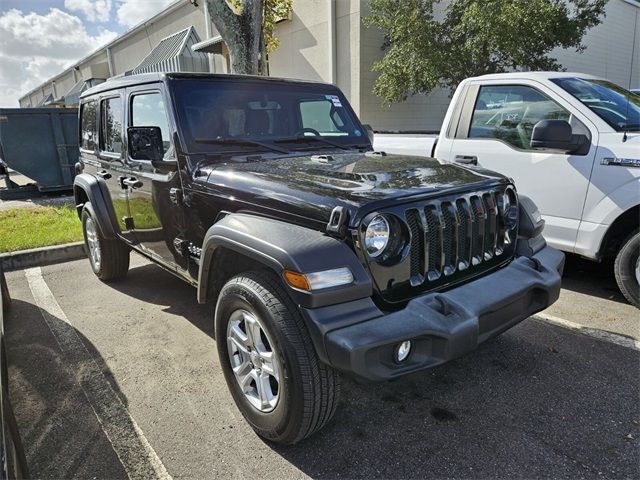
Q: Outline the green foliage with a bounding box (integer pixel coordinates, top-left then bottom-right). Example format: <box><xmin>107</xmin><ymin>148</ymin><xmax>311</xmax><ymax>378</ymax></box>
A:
<box><xmin>365</xmin><ymin>0</ymin><xmax>608</xmax><ymax>103</ymax></box>
<box><xmin>264</xmin><ymin>0</ymin><xmax>293</xmax><ymax>53</ymax></box>
<box><xmin>0</xmin><ymin>206</ymin><xmax>83</xmax><ymax>253</ymax></box>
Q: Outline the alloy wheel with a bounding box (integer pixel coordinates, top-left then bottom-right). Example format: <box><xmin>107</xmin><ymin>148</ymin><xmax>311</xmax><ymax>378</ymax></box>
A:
<box><xmin>85</xmin><ymin>216</ymin><xmax>101</xmax><ymax>271</ymax></box>
<box><xmin>226</xmin><ymin>309</ymin><xmax>281</xmax><ymax>412</ymax></box>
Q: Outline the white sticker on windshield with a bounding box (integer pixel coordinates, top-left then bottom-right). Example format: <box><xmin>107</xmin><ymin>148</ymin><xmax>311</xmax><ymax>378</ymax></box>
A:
<box><xmin>325</xmin><ymin>94</ymin><xmax>342</xmax><ymax>107</ymax></box>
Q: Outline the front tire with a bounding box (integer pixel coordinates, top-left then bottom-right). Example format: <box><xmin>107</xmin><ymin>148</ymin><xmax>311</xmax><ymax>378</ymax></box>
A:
<box><xmin>614</xmin><ymin>230</ymin><xmax>640</xmax><ymax>308</ymax></box>
<box><xmin>215</xmin><ymin>271</ymin><xmax>340</xmax><ymax>445</ymax></box>
<box><xmin>81</xmin><ymin>204</ymin><xmax>129</xmax><ymax>281</ymax></box>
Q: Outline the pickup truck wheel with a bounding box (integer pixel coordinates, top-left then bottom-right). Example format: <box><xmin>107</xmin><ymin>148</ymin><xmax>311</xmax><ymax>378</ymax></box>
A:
<box><xmin>81</xmin><ymin>204</ymin><xmax>129</xmax><ymax>281</ymax></box>
<box><xmin>614</xmin><ymin>230</ymin><xmax>640</xmax><ymax>308</ymax></box>
<box><xmin>216</xmin><ymin>271</ymin><xmax>340</xmax><ymax>445</ymax></box>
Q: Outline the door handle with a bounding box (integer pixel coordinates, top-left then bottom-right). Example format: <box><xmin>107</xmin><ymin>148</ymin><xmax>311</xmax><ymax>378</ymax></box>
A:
<box><xmin>122</xmin><ymin>177</ymin><xmax>143</xmax><ymax>189</ymax></box>
<box><xmin>96</xmin><ymin>170</ymin><xmax>112</xmax><ymax>180</ymax></box>
<box><xmin>454</xmin><ymin>155</ymin><xmax>478</xmax><ymax>165</ymax></box>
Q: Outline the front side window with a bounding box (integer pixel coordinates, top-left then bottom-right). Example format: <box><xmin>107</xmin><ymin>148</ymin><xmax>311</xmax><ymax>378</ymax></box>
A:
<box><xmin>469</xmin><ymin>85</ymin><xmax>570</xmax><ymax>150</ymax></box>
<box><xmin>100</xmin><ymin>96</ymin><xmax>123</xmax><ymax>154</ymax></box>
<box><xmin>80</xmin><ymin>100</ymin><xmax>97</xmax><ymax>150</ymax></box>
<box><xmin>552</xmin><ymin>77</ymin><xmax>640</xmax><ymax>132</ymax></box>
<box><xmin>131</xmin><ymin>92</ymin><xmax>171</xmax><ymax>154</ymax></box>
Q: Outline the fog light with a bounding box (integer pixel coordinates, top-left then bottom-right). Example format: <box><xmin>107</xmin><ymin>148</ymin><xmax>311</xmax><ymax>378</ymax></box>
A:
<box><xmin>394</xmin><ymin>340</ymin><xmax>412</xmax><ymax>363</ymax></box>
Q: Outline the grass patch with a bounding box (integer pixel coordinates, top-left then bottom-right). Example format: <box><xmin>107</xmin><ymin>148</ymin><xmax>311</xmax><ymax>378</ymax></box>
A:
<box><xmin>0</xmin><ymin>205</ymin><xmax>83</xmax><ymax>253</ymax></box>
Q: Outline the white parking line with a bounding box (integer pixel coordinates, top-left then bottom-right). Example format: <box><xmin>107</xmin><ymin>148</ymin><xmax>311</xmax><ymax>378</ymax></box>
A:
<box><xmin>534</xmin><ymin>312</ymin><xmax>640</xmax><ymax>351</ymax></box>
<box><xmin>24</xmin><ymin>267</ymin><xmax>172</xmax><ymax>480</ymax></box>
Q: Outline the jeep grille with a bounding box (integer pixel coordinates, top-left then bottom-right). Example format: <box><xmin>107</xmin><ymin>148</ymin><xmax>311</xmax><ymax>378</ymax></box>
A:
<box><xmin>363</xmin><ymin>185</ymin><xmax>518</xmax><ymax>304</ymax></box>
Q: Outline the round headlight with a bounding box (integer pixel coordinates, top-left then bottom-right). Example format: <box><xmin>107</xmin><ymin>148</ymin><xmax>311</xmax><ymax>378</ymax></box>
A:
<box><xmin>365</xmin><ymin>215</ymin><xmax>390</xmax><ymax>258</ymax></box>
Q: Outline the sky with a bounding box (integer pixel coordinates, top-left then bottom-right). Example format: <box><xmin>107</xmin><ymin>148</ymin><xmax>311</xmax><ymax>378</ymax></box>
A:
<box><xmin>0</xmin><ymin>0</ymin><xmax>176</xmax><ymax>107</ymax></box>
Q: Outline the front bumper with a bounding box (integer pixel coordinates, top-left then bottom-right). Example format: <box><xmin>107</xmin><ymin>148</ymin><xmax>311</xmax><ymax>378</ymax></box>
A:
<box><xmin>302</xmin><ymin>245</ymin><xmax>564</xmax><ymax>381</ymax></box>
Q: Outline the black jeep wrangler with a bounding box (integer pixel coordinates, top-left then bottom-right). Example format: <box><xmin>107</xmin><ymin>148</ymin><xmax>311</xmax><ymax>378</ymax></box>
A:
<box><xmin>74</xmin><ymin>73</ymin><xmax>564</xmax><ymax>444</ymax></box>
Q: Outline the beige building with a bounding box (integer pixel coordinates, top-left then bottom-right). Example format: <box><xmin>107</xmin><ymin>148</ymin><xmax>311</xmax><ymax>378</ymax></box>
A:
<box><xmin>18</xmin><ymin>0</ymin><xmax>640</xmax><ymax>131</ymax></box>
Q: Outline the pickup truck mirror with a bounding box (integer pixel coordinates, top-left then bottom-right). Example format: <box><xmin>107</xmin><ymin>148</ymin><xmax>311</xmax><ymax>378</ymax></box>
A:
<box><xmin>363</xmin><ymin>124</ymin><xmax>374</xmax><ymax>144</ymax></box>
<box><xmin>531</xmin><ymin>120</ymin><xmax>573</xmax><ymax>152</ymax></box>
<box><xmin>128</xmin><ymin>126</ymin><xmax>164</xmax><ymax>162</ymax></box>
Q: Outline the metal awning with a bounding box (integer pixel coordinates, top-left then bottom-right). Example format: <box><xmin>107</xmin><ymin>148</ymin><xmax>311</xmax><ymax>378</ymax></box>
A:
<box><xmin>131</xmin><ymin>26</ymin><xmax>209</xmax><ymax>74</ymax></box>
<box><xmin>192</xmin><ymin>35</ymin><xmax>224</xmax><ymax>54</ymax></box>
<box><xmin>35</xmin><ymin>93</ymin><xmax>53</xmax><ymax>107</ymax></box>
<box><xmin>63</xmin><ymin>78</ymin><xmax>105</xmax><ymax>106</ymax></box>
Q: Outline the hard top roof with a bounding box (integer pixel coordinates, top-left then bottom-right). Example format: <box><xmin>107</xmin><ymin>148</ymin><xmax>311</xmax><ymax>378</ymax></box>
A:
<box><xmin>80</xmin><ymin>72</ymin><xmax>331</xmax><ymax>99</ymax></box>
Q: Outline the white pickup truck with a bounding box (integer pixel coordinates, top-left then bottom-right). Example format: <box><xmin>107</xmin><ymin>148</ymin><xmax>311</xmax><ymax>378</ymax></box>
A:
<box><xmin>374</xmin><ymin>72</ymin><xmax>640</xmax><ymax>307</ymax></box>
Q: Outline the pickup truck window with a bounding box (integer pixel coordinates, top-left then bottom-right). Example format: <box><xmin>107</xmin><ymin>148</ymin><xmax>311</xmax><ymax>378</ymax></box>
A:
<box><xmin>299</xmin><ymin>99</ymin><xmax>347</xmax><ymax>135</ymax></box>
<box><xmin>100</xmin><ymin>96</ymin><xmax>123</xmax><ymax>155</ymax></box>
<box><xmin>469</xmin><ymin>85</ymin><xmax>570</xmax><ymax>150</ymax></box>
<box><xmin>551</xmin><ymin>78</ymin><xmax>640</xmax><ymax>132</ymax></box>
<box><xmin>131</xmin><ymin>92</ymin><xmax>171</xmax><ymax>154</ymax></box>
<box><xmin>80</xmin><ymin>100</ymin><xmax>97</xmax><ymax>151</ymax></box>
<box><xmin>171</xmin><ymin>79</ymin><xmax>365</xmax><ymax>153</ymax></box>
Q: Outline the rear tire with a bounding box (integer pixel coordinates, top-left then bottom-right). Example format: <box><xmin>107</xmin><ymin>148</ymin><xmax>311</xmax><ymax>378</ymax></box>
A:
<box><xmin>215</xmin><ymin>270</ymin><xmax>340</xmax><ymax>445</ymax></box>
<box><xmin>81</xmin><ymin>204</ymin><xmax>129</xmax><ymax>281</ymax></box>
<box><xmin>614</xmin><ymin>230</ymin><xmax>639</xmax><ymax>308</ymax></box>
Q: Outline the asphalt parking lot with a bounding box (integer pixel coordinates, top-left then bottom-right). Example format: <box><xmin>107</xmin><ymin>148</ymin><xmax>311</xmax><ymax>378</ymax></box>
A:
<box><xmin>4</xmin><ymin>253</ymin><xmax>639</xmax><ymax>479</ymax></box>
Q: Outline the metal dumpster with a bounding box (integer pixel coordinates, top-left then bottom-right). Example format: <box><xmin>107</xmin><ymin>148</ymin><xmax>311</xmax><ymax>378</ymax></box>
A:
<box><xmin>0</xmin><ymin>108</ymin><xmax>79</xmax><ymax>195</ymax></box>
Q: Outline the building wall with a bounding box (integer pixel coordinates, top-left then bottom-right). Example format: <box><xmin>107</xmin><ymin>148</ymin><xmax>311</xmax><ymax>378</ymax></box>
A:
<box><xmin>358</xmin><ymin>0</ymin><xmax>640</xmax><ymax>131</ymax></box>
<box><xmin>552</xmin><ymin>0</ymin><xmax>640</xmax><ymax>89</ymax></box>
<box><xmin>270</xmin><ymin>0</ymin><xmax>362</xmax><ymax>112</ymax></box>
<box><xmin>17</xmin><ymin>0</ymin><xmax>639</xmax><ymax>121</ymax></box>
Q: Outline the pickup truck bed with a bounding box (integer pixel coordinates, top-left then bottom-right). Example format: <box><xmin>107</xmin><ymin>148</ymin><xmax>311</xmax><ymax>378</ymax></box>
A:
<box><xmin>373</xmin><ymin>133</ymin><xmax>437</xmax><ymax>157</ymax></box>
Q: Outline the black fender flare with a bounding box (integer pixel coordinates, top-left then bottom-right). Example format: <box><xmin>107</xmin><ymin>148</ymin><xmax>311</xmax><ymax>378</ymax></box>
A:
<box><xmin>73</xmin><ymin>173</ymin><xmax>120</xmax><ymax>239</ymax></box>
<box><xmin>197</xmin><ymin>213</ymin><xmax>373</xmax><ymax>309</ymax></box>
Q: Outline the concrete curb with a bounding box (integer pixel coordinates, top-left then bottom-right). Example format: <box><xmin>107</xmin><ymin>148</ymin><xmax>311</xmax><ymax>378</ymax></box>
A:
<box><xmin>0</xmin><ymin>242</ymin><xmax>86</xmax><ymax>271</ymax></box>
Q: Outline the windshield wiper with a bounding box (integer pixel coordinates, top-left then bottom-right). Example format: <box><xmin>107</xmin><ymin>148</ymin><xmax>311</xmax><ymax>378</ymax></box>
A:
<box><xmin>194</xmin><ymin>137</ymin><xmax>290</xmax><ymax>154</ymax></box>
<box><xmin>274</xmin><ymin>135</ymin><xmax>351</xmax><ymax>151</ymax></box>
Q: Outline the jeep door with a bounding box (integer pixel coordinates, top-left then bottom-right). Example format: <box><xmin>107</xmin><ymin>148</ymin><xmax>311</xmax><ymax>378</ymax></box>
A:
<box><xmin>80</xmin><ymin>94</ymin><xmax>133</xmax><ymax>237</ymax></box>
<box><xmin>447</xmin><ymin>80</ymin><xmax>598</xmax><ymax>253</ymax></box>
<box><xmin>124</xmin><ymin>85</ymin><xmax>189</xmax><ymax>274</ymax></box>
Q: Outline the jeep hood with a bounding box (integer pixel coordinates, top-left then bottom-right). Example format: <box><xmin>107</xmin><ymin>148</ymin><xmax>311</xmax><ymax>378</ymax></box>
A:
<box><xmin>199</xmin><ymin>152</ymin><xmax>507</xmax><ymax>227</ymax></box>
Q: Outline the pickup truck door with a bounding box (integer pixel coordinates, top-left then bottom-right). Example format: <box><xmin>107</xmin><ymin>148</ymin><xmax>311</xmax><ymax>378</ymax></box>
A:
<box><xmin>446</xmin><ymin>80</ymin><xmax>598</xmax><ymax>253</ymax></box>
<box><xmin>123</xmin><ymin>85</ymin><xmax>190</xmax><ymax>275</ymax></box>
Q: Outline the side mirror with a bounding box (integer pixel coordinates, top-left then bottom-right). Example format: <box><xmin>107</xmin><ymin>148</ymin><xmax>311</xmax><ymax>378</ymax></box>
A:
<box><xmin>363</xmin><ymin>124</ymin><xmax>375</xmax><ymax>144</ymax></box>
<box><xmin>128</xmin><ymin>126</ymin><xmax>164</xmax><ymax>162</ymax></box>
<box><xmin>531</xmin><ymin>120</ymin><xmax>573</xmax><ymax>152</ymax></box>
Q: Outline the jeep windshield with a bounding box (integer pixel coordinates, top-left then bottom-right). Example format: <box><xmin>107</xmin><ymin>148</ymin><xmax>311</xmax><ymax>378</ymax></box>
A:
<box><xmin>552</xmin><ymin>77</ymin><xmax>640</xmax><ymax>132</ymax></box>
<box><xmin>171</xmin><ymin>78</ymin><xmax>370</xmax><ymax>154</ymax></box>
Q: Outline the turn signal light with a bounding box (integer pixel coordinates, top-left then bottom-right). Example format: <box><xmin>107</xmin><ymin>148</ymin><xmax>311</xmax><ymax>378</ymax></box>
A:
<box><xmin>283</xmin><ymin>270</ymin><xmax>311</xmax><ymax>291</ymax></box>
<box><xmin>283</xmin><ymin>267</ymin><xmax>354</xmax><ymax>291</ymax></box>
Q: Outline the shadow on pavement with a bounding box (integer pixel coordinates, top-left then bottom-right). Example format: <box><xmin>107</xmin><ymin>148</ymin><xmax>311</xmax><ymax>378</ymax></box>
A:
<box><xmin>560</xmin><ymin>253</ymin><xmax>627</xmax><ymax>304</ymax></box>
<box><xmin>6</xmin><ymin>298</ymin><xmax>140</xmax><ymax>479</ymax></box>
<box><xmin>6</xmin><ymin>260</ymin><xmax>639</xmax><ymax>479</ymax></box>
<box><xmin>98</xmin><ymin>261</ymin><xmax>640</xmax><ymax>478</ymax></box>
<box><xmin>270</xmin><ymin>320</ymin><xmax>640</xmax><ymax>478</ymax></box>
<box><xmin>105</xmin><ymin>263</ymin><xmax>214</xmax><ymax>338</ymax></box>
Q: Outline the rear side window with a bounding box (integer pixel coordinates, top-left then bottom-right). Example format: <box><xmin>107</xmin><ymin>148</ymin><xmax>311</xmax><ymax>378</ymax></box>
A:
<box><xmin>80</xmin><ymin>100</ymin><xmax>97</xmax><ymax>150</ymax></box>
<box><xmin>100</xmin><ymin>96</ymin><xmax>123</xmax><ymax>155</ymax></box>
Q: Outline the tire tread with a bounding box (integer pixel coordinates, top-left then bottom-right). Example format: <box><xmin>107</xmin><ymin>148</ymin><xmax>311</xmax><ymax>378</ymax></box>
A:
<box><xmin>222</xmin><ymin>271</ymin><xmax>340</xmax><ymax>444</ymax></box>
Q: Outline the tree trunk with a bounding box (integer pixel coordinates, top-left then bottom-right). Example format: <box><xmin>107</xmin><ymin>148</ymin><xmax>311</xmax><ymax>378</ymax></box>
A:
<box><xmin>206</xmin><ymin>0</ymin><xmax>264</xmax><ymax>75</ymax></box>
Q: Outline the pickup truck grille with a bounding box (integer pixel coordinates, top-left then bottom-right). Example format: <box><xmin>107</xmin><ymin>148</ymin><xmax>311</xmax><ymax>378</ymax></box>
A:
<box><xmin>364</xmin><ymin>185</ymin><xmax>518</xmax><ymax>304</ymax></box>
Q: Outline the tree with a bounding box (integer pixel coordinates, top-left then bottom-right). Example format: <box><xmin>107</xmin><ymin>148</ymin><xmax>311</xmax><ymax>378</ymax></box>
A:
<box><xmin>205</xmin><ymin>0</ymin><xmax>292</xmax><ymax>75</ymax></box>
<box><xmin>365</xmin><ymin>0</ymin><xmax>608</xmax><ymax>103</ymax></box>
